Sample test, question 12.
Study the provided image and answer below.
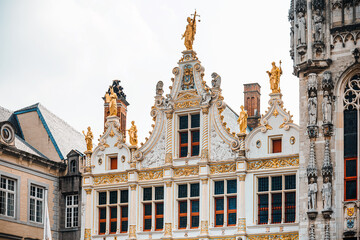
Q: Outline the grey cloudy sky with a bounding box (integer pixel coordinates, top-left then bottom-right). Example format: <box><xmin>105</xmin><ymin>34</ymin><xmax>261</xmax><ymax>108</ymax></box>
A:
<box><xmin>0</xmin><ymin>0</ymin><xmax>298</xmax><ymax>144</ymax></box>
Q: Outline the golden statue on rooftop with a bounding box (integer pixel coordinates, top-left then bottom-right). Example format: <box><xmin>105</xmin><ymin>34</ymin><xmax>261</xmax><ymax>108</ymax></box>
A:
<box><xmin>83</xmin><ymin>126</ymin><xmax>93</xmax><ymax>152</ymax></box>
<box><xmin>266</xmin><ymin>61</ymin><xmax>283</xmax><ymax>93</ymax></box>
<box><xmin>105</xmin><ymin>87</ymin><xmax>118</xmax><ymax>116</ymax></box>
<box><xmin>182</xmin><ymin>10</ymin><xmax>200</xmax><ymax>50</ymax></box>
<box><xmin>127</xmin><ymin>121</ymin><xmax>138</xmax><ymax>146</ymax></box>
<box><xmin>237</xmin><ymin>105</ymin><xmax>248</xmax><ymax>134</ymax></box>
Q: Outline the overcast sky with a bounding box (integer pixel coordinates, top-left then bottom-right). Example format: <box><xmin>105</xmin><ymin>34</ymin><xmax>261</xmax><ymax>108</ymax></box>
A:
<box><xmin>0</xmin><ymin>0</ymin><xmax>298</xmax><ymax>144</ymax></box>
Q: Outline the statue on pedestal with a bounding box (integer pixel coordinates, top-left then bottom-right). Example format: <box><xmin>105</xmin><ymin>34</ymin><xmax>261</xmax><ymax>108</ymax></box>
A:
<box><xmin>182</xmin><ymin>10</ymin><xmax>200</xmax><ymax>50</ymax></box>
<box><xmin>237</xmin><ymin>105</ymin><xmax>248</xmax><ymax>134</ymax></box>
<box><xmin>83</xmin><ymin>127</ymin><xmax>93</xmax><ymax>152</ymax></box>
<box><xmin>322</xmin><ymin>91</ymin><xmax>332</xmax><ymax>124</ymax></box>
<box><xmin>308</xmin><ymin>177</ymin><xmax>318</xmax><ymax>210</ymax></box>
<box><xmin>156</xmin><ymin>81</ymin><xmax>164</xmax><ymax>96</ymax></box>
<box><xmin>313</xmin><ymin>10</ymin><xmax>323</xmax><ymax>43</ymax></box>
<box><xmin>308</xmin><ymin>92</ymin><xmax>317</xmax><ymax>126</ymax></box>
<box><xmin>128</xmin><ymin>121</ymin><xmax>138</xmax><ymax>146</ymax></box>
<box><xmin>296</xmin><ymin>12</ymin><xmax>306</xmax><ymax>45</ymax></box>
<box><xmin>266</xmin><ymin>61</ymin><xmax>282</xmax><ymax>94</ymax></box>
<box><xmin>105</xmin><ymin>87</ymin><xmax>118</xmax><ymax>116</ymax></box>
<box><xmin>322</xmin><ymin>177</ymin><xmax>332</xmax><ymax>211</ymax></box>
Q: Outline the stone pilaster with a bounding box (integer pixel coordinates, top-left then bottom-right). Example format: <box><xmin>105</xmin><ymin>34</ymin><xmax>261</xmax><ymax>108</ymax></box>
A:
<box><xmin>237</xmin><ymin>174</ymin><xmax>246</xmax><ymax>234</ymax></box>
<box><xmin>200</xmin><ymin>178</ymin><xmax>209</xmax><ymax>236</ymax></box>
<box><xmin>165</xmin><ymin>110</ymin><xmax>173</xmax><ymax>165</ymax></box>
<box><xmin>201</xmin><ymin>107</ymin><xmax>209</xmax><ymax>162</ymax></box>
<box><xmin>164</xmin><ymin>181</ymin><xmax>173</xmax><ymax>238</ymax></box>
<box><xmin>84</xmin><ymin>189</ymin><xmax>92</xmax><ymax>240</ymax></box>
<box><xmin>129</xmin><ymin>184</ymin><xmax>137</xmax><ymax>239</ymax></box>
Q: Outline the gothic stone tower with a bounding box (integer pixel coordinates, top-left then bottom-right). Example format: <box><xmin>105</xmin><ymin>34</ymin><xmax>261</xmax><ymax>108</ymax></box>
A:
<box><xmin>289</xmin><ymin>0</ymin><xmax>360</xmax><ymax>239</ymax></box>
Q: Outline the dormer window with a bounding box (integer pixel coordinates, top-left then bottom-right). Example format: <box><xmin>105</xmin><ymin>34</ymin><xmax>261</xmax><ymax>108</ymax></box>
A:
<box><xmin>70</xmin><ymin>160</ymin><xmax>76</xmax><ymax>173</ymax></box>
<box><xmin>178</xmin><ymin>113</ymin><xmax>200</xmax><ymax>158</ymax></box>
<box><xmin>109</xmin><ymin>156</ymin><xmax>118</xmax><ymax>170</ymax></box>
<box><xmin>270</xmin><ymin>136</ymin><xmax>282</xmax><ymax>154</ymax></box>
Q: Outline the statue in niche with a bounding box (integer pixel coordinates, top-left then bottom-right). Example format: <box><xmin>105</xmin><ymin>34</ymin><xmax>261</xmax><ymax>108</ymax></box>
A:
<box><xmin>182</xmin><ymin>10</ymin><xmax>200</xmax><ymax>50</ymax></box>
<box><xmin>308</xmin><ymin>177</ymin><xmax>317</xmax><ymax>210</ymax></box>
<box><xmin>127</xmin><ymin>121</ymin><xmax>138</xmax><ymax>146</ymax></box>
<box><xmin>182</xmin><ymin>65</ymin><xmax>195</xmax><ymax>90</ymax></box>
<box><xmin>266</xmin><ymin>61</ymin><xmax>282</xmax><ymax>94</ymax></box>
<box><xmin>322</xmin><ymin>177</ymin><xmax>332</xmax><ymax>211</ymax></box>
<box><xmin>290</xmin><ymin>20</ymin><xmax>294</xmax><ymax>50</ymax></box>
<box><xmin>211</xmin><ymin>72</ymin><xmax>221</xmax><ymax>89</ymax></box>
<box><xmin>82</xmin><ymin>127</ymin><xmax>93</xmax><ymax>152</ymax></box>
<box><xmin>105</xmin><ymin>87</ymin><xmax>118</xmax><ymax>116</ymax></box>
<box><xmin>156</xmin><ymin>81</ymin><xmax>164</xmax><ymax>96</ymax></box>
<box><xmin>308</xmin><ymin>92</ymin><xmax>317</xmax><ymax>126</ymax></box>
<box><xmin>313</xmin><ymin>10</ymin><xmax>323</xmax><ymax>43</ymax></box>
<box><xmin>322</xmin><ymin>91</ymin><xmax>332</xmax><ymax>124</ymax></box>
<box><xmin>237</xmin><ymin>105</ymin><xmax>248</xmax><ymax>134</ymax></box>
<box><xmin>163</xmin><ymin>94</ymin><xmax>174</xmax><ymax>110</ymax></box>
<box><xmin>296</xmin><ymin>12</ymin><xmax>306</xmax><ymax>45</ymax></box>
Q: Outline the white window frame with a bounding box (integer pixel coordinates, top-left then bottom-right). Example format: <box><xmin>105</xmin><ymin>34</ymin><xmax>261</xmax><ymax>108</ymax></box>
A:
<box><xmin>29</xmin><ymin>185</ymin><xmax>44</xmax><ymax>223</ymax></box>
<box><xmin>0</xmin><ymin>176</ymin><xmax>16</xmax><ymax>218</ymax></box>
<box><xmin>176</xmin><ymin>182</ymin><xmax>200</xmax><ymax>230</ymax></box>
<box><xmin>256</xmin><ymin>173</ymin><xmax>297</xmax><ymax>225</ymax></box>
<box><xmin>65</xmin><ymin>195</ymin><xmax>79</xmax><ymax>228</ymax></box>
<box><xmin>177</xmin><ymin>112</ymin><xmax>201</xmax><ymax>158</ymax></box>
<box><xmin>141</xmin><ymin>186</ymin><xmax>164</xmax><ymax>232</ymax></box>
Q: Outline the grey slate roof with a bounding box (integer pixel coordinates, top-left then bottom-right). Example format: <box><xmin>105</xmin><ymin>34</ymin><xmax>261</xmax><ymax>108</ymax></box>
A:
<box><xmin>14</xmin><ymin>135</ymin><xmax>49</xmax><ymax>159</ymax></box>
<box><xmin>0</xmin><ymin>106</ymin><xmax>12</xmax><ymax>122</ymax></box>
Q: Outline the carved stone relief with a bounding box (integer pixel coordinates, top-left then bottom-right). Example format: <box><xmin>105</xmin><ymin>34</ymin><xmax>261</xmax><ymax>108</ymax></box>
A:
<box><xmin>210</xmin><ymin>127</ymin><xmax>236</xmax><ymax>162</ymax></box>
<box><xmin>142</xmin><ymin>132</ymin><xmax>166</xmax><ymax>168</ymax></box>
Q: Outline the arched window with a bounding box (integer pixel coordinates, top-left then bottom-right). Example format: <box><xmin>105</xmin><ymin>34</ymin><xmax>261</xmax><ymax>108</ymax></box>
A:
<box><xmin>344</xmin><ymin>74</ymin><xmax>360</xmax><ymax>201</ymax></box>
<box><xmin>70</xmin><ymin>160</ymin><xmax>77</xmax><ymax>173</ymax></box>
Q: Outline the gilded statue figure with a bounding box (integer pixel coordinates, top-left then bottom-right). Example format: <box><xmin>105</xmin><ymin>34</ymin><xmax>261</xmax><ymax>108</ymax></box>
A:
<box><xmin>127</xmin><ymin>121</ymin><xmax>138</xmax><ymax>146</ymax></box>
<box><xmin>237</xmin><ymin>105</ymin><xmax>248</xmax><ymax>134</ymax></box>
<box><xmin>82</xmin><ymin>127</ymin><xmax>93</xmax><ymax>152</ymax></box>
<box><xmin>266</xmin><ymin>61</ymin><xmax>283</xmax><ymax>94</ymax></box>
<box><xmin>182</xmin><ymin>10</ymin><xmax>200</xmax><ymax>50</ymax></box>
<box><xmin>105</xmin><ymin>87</ymin><xmax>118</xmax><ymax>116</ymax></box>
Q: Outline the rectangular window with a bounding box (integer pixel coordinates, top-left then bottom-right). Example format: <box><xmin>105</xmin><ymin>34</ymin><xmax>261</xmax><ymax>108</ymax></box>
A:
<box><xmin>256</xmin><ymin>174</ymin><xmax>296</xmax><ymax>224</ymax></box>
<box><xmin>65</xmin><ymin>195</ymin><xmax>79</xmax><ymax>228</ymax></box>
<box><xmin>271</xmin><ymin>138</ymin><xmax>282</xmax><ymax>153</ymax></box>
<box><xmin>179</xmin><ymin>113</ymin><xmax>201</xmax><ymax>158</ymax></box>
<box><xmin>143</xmin><ymin>186</ymin><xmax>164</xmax><ymax>231</ymax></box>
<box><xmin>0</xmin><ymin>176</ymin><xmax>16</xmax><ymax>218</ymax></box>
<box><xmin>29</xmin><ymin>185</ymin><xmax>44</xmax><ymax>223</ymax></box>
<box><xmin>177</xmin><ymin>183</ymin><xmax>200</xmax><ymax>229</ymax></box>
<box><xmin>97</xmin><ymin>190</ymin><xmax>128</xmax><ymax>234</ymax></box>
<box><xmin>213</xmin><ymin>180</ymin><xmax>237</xmax><ymax>227</ymax></box>
<box><xmin>110</xmin><ymin>156</ymin><xmax>118</xmax><ymax>170</ymax></box>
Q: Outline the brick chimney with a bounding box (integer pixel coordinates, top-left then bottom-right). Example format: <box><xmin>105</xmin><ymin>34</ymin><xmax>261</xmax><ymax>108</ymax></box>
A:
<box><xmin>243</xmin><ymin>83</ymin><xmax>261</xmax><ymax>130</ymax></box>
<box><xmin>103</xmin><ymin>80</ymin><xmax>129</xmax><ymax>136</ymax></box>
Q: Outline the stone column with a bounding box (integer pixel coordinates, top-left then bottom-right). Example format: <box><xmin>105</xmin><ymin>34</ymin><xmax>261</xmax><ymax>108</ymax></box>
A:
<box><xmin>165</xmin><ymin>111</ymin><xmax>173</xmax><ymax>164</ymax></box>
<box><xmin>201</xmin><ymin>106</ymin><xmax>209</xmax><ymax>162</ymax></box>
<box><xmin>200</xmin><ymin>178</ymin><xmax>209</xmax><ymax>236</ymax></box>
<box><xmin>129</xmin><ymin>184</ymin><xmax>137</xmax><ymax>239</ymax></box>
<box><xmin>164</xmin><ymin>181</ymin><xmax>173</xmax><ymax>238</ymax></box>
<box><xmin>84</xmin><ymin>189</ymin><xmax>92</xmax><ymax>240</ymax></box>
<box><xmin>237</xmin><ymin>174</ymin><xmax>246</xmax><ymax>234</ymax></box>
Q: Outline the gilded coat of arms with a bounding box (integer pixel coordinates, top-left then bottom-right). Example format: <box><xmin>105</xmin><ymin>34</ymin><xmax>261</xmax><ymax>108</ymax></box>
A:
<box><xmin>347</xmin><ymin>207</ymin><xmax>355</xmax><ymax>217</ymax></box>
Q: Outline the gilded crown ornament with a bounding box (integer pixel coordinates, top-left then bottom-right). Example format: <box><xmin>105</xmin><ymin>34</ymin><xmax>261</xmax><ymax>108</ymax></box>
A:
<box><xmin>237</xmin><ymin>105</ymin><xmax>248</xmax><ymax>134</ymax></box>
<box><xmin>266</xmin><ymin>61</ymin><xmax>283</xmax><ymax>93</ymax></box>
<box><xmin>105</xmin><ymin>87</ymin><xmax>118</xmax><ymax>116</ymax></box>
<box><xmin>82</xmin><ymin>126</ymin><xmax>93</xmax><ymax>152</ymax></box>
<box><xmin>127</xmin><ymin>121</ymin><xmax>138</xmax><ymax>146</ymax></box>
<box><xmin>182</xmin><ymin>10</ymin><xmax>200</xmax><ymax>50</ymax></box>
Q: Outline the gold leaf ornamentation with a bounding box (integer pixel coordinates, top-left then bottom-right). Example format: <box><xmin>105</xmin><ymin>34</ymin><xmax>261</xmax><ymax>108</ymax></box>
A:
<box><xmin>273</xmin><ymin>108</ymin><xmax>279</xmax><ymax>117</ymax></box>
<box><xmin>109</xmin><ymin>129</ymin><xmax>115</xmax><ymax>137</ymax></box>
<box><xmin>84</xmin><ymin>229</ymin><xmax>91</xmax><ymax>240</ymax></box>
<box><xmin>175</xmin><ymin>100</ymin><xmax>200</xmax><ymax>109</ymax></box>
<box><xmin>93</xmin><ymin>173</ymin><xmax>128</xmax><ymax>185</ymax></box>
<box><xmin>210</xmin><ymin>163</ymin><xmax>236</xmax><ymax>174</ymax></box>
<box><xmin>247</xmin><ymin>157</ymin><xmax>299</xmax><ymax>170</ymax></box>
<box><xmin>138</xmin><ymin>170</ymin><xmax>163</xmax><ymax>181</ymax></box>
<box><xmin>247</xmin><ymin>232</ymin><xmax>298</xmax><ymax>240</ymax></box>
<box><xmin>173</xmin><ymin>166</ymin><xmax>199</xmax><ymax>177</ymax></box>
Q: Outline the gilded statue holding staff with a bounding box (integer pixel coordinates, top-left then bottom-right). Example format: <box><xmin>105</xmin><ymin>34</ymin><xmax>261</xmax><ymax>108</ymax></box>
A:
<box><xmin>105</xmin><ymin>87</ymin><xmax>118</xmax><ymax>116</ymax></box>
<box><xmin>128</xmin><ymin>121</ymin><xmax>138</xmax><ymax>146</ymax></box>
<box><xmin>266</xmin><ymin>61</ymin><xmax>283</xmax><ymax>94</ymax></box>
<box><xmin>82</xmin><ymin>127</ymin><xmax>93</xmax><ymax>152</ymax></box>
<box><xmin>237</xmin><ymin>105</ymin><xmax>248</xmax><ymax>134</ymax></box>
<box><xmin>182</xmin><ymin>10</ymin><xmax>200</xmax><ymax>50</ymax></box>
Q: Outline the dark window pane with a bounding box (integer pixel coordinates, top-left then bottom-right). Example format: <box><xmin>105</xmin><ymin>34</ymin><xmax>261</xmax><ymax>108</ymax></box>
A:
<box><xmin>144</xmin><ymin>204</ymin><xmax>152</xmax><ymax>216</ymax></box>
<box><xmin>110</xmin><ymin>221</ymin><xmax>117</xmax><ymax>233</ymax></box>
<box><xmin>99</xmin><ymin>208</ymin><xmax>106</xmax><ymax>219</ymax></box>
<box><xmin>155</xmin><ymin>187</ymin><xmax>164</xmax><ymax>200</ymax></box>
<box><xmin>215</xmin><ymin>198</ymin><xmax>224</xmax><ymax>211</ymax></box>
<box><xmin>121</xmin><ymin>206</ymin><xmax>128</xmax><ymax>218</ymax></box>
<box><xmin>192</xmin><ymin>131</ymin><xmax>200</xmax><ymax>143</ymax></box>
<box><xmin>110</xmin><ymin>191</ymin><xmax>118</xmax><ymax>204</ymax></box>
<box><xmin>179</xmin><ymin>201</ymin><xmax>187</xmax><ymax>213</ymax></box>
<box><xmin>346</xmin><ymin>180</ymin><xmax>357</xmax><ymax>200</ymax></box>
<box><xmin>271</xmin><ymin>193</ymin><xmax>282</xmax><ymax>224</ymax></box>
<box><xmin>344</xmin><ymin>110</ymin><xmax>357</xmax><ymax>158</ymax></box>
<box><xmin>121</xmin><ymin>221</ymin><xmax>128</xmax><ymax>232</ymax></box>
<box><xmin>258</xmin><ymin>194</ymin><xmax>268</xmax><ymax>224</ymax></box>
<box><xmin>156</xmin><ymin>217</ymin><xmax>163</xmax><ymax>230</ymax></box>
<box><xmin>144</xmin><ymin>219</ymin><xmax>151</xmax><ymax>230</ymax></box>
<box><xmin>156</xmin><ymin>203</ymin><xmax>164</xmax><ymax>215</ymax></box>
<box><xmin>190</xmin><ymin>183</ymin><xmax>199</xmax><ymax>197</ymax></box>
<box><xmin>99</xmin><ymin>222</ymin><xmax>106</xmax><ymax>234</ymax></box>
<box><xmin>178</xmin><ymin>184</ymin><xmax>187</xmax><ymax>198</ymax></box>
<box><xmin>271</xmin><ymin>176</ymin><xmax>282</xmax><ymax>191</ymax></box>
<box><xmin>258</xmin><ymin>177</ymin><xmax>269</xmax><ymax>192</ymax></box>
<box><xmin>99</xmin><ymin>192</ymin><xmax>106</xmax><ymax>205</ymax></box>
<box><xmin>191</xmin><ymin>145</ymin><xmax>199</xmax><ymax>156</ymax></box>
<box><xmin>143</xmin><ymin>188</ymin><xmax>152</xmax><ymax>201</ymax></box>
<box><xmin>228</xmin><ymin>197</ymin><xmax>236</xmax><ymax>210</ymax></box>
<box><xmin>179</xmin><ymin>216</ymin><xmax>187</xmax><ymax>228</ymax></box>
<box><xmin>285</xmin><ymin>192</ymin><xmax>296</xmax><ymax>223</ymax></box>
<box><xmin>285</xmin><ymin>175</ymin><xmax>296</xmax><ymax>190</ymax></box>
<box><xmin>121</xmin><ymin>190</ymin><xmax>128</xmax><ymax>203</ymax></box>
<box><xmin>110</xmin><ymin>207</ymin><xmax>117</xmax><ymax>218</ymax></box>
<box><xmin>191</xmin><ymin>114</ymin><xmax>200</xmax><ymax>128</ymax></box>
<box><xmin>227</xmin><ymin>180</ymin><xmax>237</xmax><ymax>193</ymax></box>
<box><xmin>179</xmin><ymin>116</ymin><xmax>188</xmax><ymax>130</ymax></box>
<box><xmin>272</xmin><ymin>139</ymin><xmax>282</xmax><ymax>153</ymax></box>
<box><xmin>215</xmin><ymin>181</ymin><xmax>224</xmax><ymax>195</ymax></box>
<box><xmin>191</xmin><ymin>216</ymin><xmax>199</xmax><ymax>228</ymax></box>
<box><xmin>346</xmin><ymin>160</ymin><xmax>357</xmax><ymax>177</ymax></box>
<box><xmin>228</xmin><ymin>213</ymin><xmax>236</xmax><ymax>225</ymax></box>
<box><xmin>180</xmin><ymin>147</ymin><xmax>188</xmax><ymax>158</ymax></box>
<box><xmin>216</xmin><ymin>214</ymin><xmax>224</xmax><ymax>226</ymax></box>
<box><xmin>180</xmin><ymin>132</ymin><xmax>188</xmax><ymax>144</ymax></box>
<box><xmin>191</xmin><ymin>200</ymin><xmax>199</xmax><ymax>213</ymax></box>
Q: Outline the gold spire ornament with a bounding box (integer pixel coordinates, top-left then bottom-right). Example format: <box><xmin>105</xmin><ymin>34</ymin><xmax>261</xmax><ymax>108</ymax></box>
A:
<box><xmin>237</xmin><ymin>105</ymin><xmax>248</xmax><ymax>134</ymax></box>
<box><xmin>127</xmin><ymin>121</ymin><xmax>138</xmax><ymax>146</ymax></box>
<box><xmin>266</xmin><ymin>61</ymin><xmax>283</xmax><ymax>93</ymax></box>
<box><xmin>182</xmin><ymin>10</ymin><xmax>200</xmax><ymax>50</ymax></box>
<box><xmin>82</xmin><ymin>127</ymin><xmax>94</xmax><ymax>152</ymax></box>
<box><xmin>105</xmin><ymin>87</ymin><xmax>118</xmax><ymax>116</ymax></box>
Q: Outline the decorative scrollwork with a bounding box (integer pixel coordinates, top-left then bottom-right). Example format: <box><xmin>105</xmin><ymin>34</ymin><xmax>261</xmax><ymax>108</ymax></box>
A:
<box><xmin>344</xmin><ymin>74</ymin><xmax>360</xmax><ymax>110</ymax></box>
<box><xmin>248</xmin><ymin>156</ymin><xmax>299</xmax><ymax>170</ymax></box>
<box><xmin>138</xmin><ymin>170</ymin><xmax>163</xmax><ymax>181</ymax></box>
<box><xmin>210</xmin><ymin>163</ymin><xmax>236</xmax><ymax>174</ymax></box>
<box><xmin>230</xmin><ymin>139</ymin><xmax>240</xmax><ymax>151</ymax></box>
<box><xmin>134</xmin><ymin>150</ymin><xmax>143</xmax><ymax>161</ymax></box>
<box><xmin>93</xmin><ymin>173</ymin><xmax>128</xmax><ymax>185</ymax></box>
<box><xmin>194</xmin><ymin>63</ymin><xmax>201</xmax><ymax>72</ymax></box>
<box><xmin>173</xmin><ymin>166</ymin><xmax>199</xmax><ymax>177</ymax></box>
<box><xmin>172</xmin><ymin>67</ymin><xmax>180</xmax><ymax>75</ymax></box>
<box><xmin>248</xmin><ymin>232</ymin><xmax>299</xmax><ymax>240</ymax></box>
